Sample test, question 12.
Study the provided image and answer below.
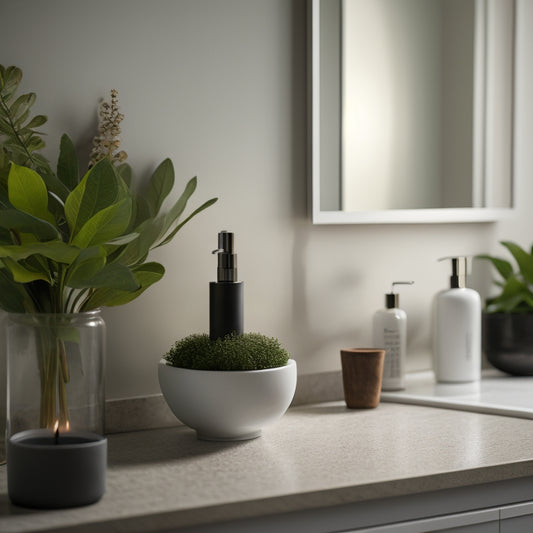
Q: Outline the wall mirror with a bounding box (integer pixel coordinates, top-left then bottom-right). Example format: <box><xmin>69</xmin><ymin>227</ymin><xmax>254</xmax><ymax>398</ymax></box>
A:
<box><xmin>309</xmin><ymin>0</ymin><xmax>515</xmax><ymax>224</ymax></box>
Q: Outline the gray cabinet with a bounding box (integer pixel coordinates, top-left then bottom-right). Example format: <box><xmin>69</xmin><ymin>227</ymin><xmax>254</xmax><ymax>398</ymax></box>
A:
<box><xmin>346</xmin><ymin>508</ymin><xmax>499</xmax><ymax>533</ymax></box>
<box><xmin>446</xmin><ymin>525</ymin><xmax>499</xmax><ymax>533</ymax></box>
<box><xmin>179</xmin><ymin>480</ymin><xmax>533</xmax><ymax>533</ymax></box>
<box><xmin>501</xmin><ymin>501</ymin><xmax>533</xmax><ymax>533</ymax></box>
<box><xmin>347</xmin><ymin>501</ymin><xmax>533</xmax><ymax>533</ymax></box>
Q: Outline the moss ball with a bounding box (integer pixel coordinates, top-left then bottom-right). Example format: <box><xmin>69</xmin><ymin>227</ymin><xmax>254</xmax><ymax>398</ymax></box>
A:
<box><xmin>164</xmin><ymin>332</ymin><xmax>290</xmax><ymax>371</ymax></box>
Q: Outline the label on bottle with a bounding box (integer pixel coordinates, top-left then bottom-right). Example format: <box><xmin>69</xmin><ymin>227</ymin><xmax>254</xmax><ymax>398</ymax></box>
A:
<box><xmin>383</xmin><ymin>327</ymin><xmax>401</xmax><ymax>379</ymax></box>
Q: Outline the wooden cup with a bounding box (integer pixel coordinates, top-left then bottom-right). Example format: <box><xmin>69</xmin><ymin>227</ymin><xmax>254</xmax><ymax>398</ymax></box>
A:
<box><xmin>340</xmin><ymin>349</ymin><xmax>385</xmax><ymax>408</ymax></box>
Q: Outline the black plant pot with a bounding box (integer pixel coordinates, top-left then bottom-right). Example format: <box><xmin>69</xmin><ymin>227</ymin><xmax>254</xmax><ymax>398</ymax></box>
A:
<box><xmin>483</xmin><ymin>313</ymin><xmax>533</xmax><ymax>375</ymax></box>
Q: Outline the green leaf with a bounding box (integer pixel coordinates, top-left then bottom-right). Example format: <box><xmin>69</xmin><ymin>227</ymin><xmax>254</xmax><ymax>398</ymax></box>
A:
<box><xmin>30</xmin><ymin>152</ymin><xmax>49</xmax><ymax>169</ymax></box>
<box><xmin>0</xmin><ymin>116</ymin><xmax>14</xmax><ymax>135</ymax></box>
<box><xmin>2</xmin><ymin>256</ymin><xmax>50</xmax><ymax>284</ymax></box>
<box><xmin>157</xmin><ymin>197</ymin><xmax>217</xmax><ymax>248</ymax></box>
<box><xmin>7</xmin><ymin>163</ymin><xmax>56</xmax><ymax>225</ymax></box>
<box><xmin>113</xmin><ymin>216</ymin><xmax>164</xmax><ymax>266</ymax></box>
<box><xmin>486</xmin><ymin>295</ymin><xmax>524</xmax><ymax>313</ymax></box>
<box><xmin>132</xmin><ymin>194</ymin><xmax>152</xmax><ymax>226</ymax></box>
<box><xmin>146</xmin><ymin>158</ymin><xmax>174</xmax><ymax>216</ymax></box>
<box><xmin>101</xmin><ymin>233</ymin><xmax>140</xmax><ymax>263</ymax></box>
<box><xmin>65</xmin><ymin>246</ymin><xmax>106</xmax><ymax>288</ymax></box>
<box><xmin>10</xmin><ymin>93</ymin><xmax>36</xmax><ymax>123</ymax></box>
<box><xmin>0</xmin><ymin>241</ymin><xmax>79</xmax><ymax>263</ymax></box>
<box><xmin>0</xmin><ymin>66</ymin><xmax>22</xmax><ymax>90</ymax></box>
<box><xmin>77</xmin><ymin>262</ymin><xmax>139</xmax><ymax>291</ymax></box>
<box><xmin>116</xmin><ymin>163</ymin><xmax>132</xmax><ymax>187</ymax></box>
<box><xmin>0</xmin><ymin>267</ymin><xmax>31</xmax><ymax>312</ymax></box>
<box><xmin>0</xmin><ymin>228</ymin><xmax>11</xmax><ymax>244</ymax></box>
<box><xmin>0</xmin><ymin>66</ymin><xmax>22</xmax><ymax>103</ymax></box>
<box><xmin>158</xmin><ymin>176</ymin><xmax>197</xmax><ymax>240</ymax></box>
<box><xmin>475</xmin><ymin>254</ymin><xmax>513</xmax><ymax>281</ymax></box>
<box><xmin>65</xmin><ymin>158</ymin><xmax>119</xmax><ymax>238</ymax></box>
<box><xmin>33</xmin><ymin>170</ymin><xmax>69</xmax><ymax>209</ymax></box>
<box><xmin>56</xmin><ymin>134</ymin><xmax>79</xmax><ymax>191</ymax></box>
<box><xmin>500</xmin><ymin>241</ymin><xmax>533</xmax><ymax>285</ymax></box>
<box><xmin>0</xmin><ymin>165</ymin><xmax>10</xmax><ymax>208</ymax></box>
<box><xmin>25</xmin><ymin>114</ymin><xmax>47</xmax><ymax>129</ymax></box>
<box><xmin>0</xmin><ymin>208</ymin><xmax>60</xmax><ymax>241</ymax></box>
<box><xmin>81</xmin><ymin>262</ymin><xmax>164</xmax><ymax>310</ymax></box>
<box><xmin>115</xmin><ymin>168</ymin><xmax>131</xmax><ymax>200</ymax></box>
<box><xmin>72</xmin><ymin>196</ymin><xmax>132</xmax><ymax>248</ymax></box>
<box><xmin>14</xmin><ymin>110</ymin><xmax>30</xmax><ymax>130</ymax></box>
<box><xmin>25</xmin><ymin>135</ymin><xmax>45</xmax><ymax>152</ymax></box>
<box><xmin>105</xmin><ymin>232</ymin><xmax>139</xmax><ymax>246</ymax></box>
<box><xmin>486</xmin><ymin>275</ymin><xmax>533</xmax><ymax>313</ymax></box>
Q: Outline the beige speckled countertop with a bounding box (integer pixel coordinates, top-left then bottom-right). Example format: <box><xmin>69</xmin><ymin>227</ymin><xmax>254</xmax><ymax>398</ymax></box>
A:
<box><xmin>1</xmin><ymin>401</ymin><xmax>533</xmax><ymax>532</ymax></box>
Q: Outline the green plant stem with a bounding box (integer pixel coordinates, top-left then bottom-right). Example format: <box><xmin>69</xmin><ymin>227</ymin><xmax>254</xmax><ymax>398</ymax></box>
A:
<box><xmin>38</xmin><ymin>327</ymin><xmax>70</xmax><ymax>429</ymax></box>
<box><xmin>56</xmin><ymin>264</ymin><xmax>67</xmax><ymax>312</ymax></box>
<box><xmin>37</xmin><ymin>332</ymin><xmax>47</xmax><ymax>424</ymax></box>
<box><xmin>58</xmin><ymin>337</ymin><xmax>70</xmax><ymax>427</ymax></box>
<box><xmin>40</xmin><ymin>332</ymin><xmax>57</xmax><ymax>427</ymax></box>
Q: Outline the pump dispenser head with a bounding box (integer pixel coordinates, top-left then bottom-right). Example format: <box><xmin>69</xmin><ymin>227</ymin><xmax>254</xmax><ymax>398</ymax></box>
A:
<box><xmin>439</xmin><ymin>256</ymin><xmax>467</xmax><ymax>288</ymax></box>
<box><xmin>209</xmin><ymin>230</ymin><xmax>243</xmax><ymax>340</ymax></box>
<box><xmin>212</xmin><ymin>230</ymin><xmax>238</xmax><ymax>282</ymax></box>
<box><xmin>385</xmin><ymin>281</ymin><xmax>414</xmax><ymax>308</ymax></box>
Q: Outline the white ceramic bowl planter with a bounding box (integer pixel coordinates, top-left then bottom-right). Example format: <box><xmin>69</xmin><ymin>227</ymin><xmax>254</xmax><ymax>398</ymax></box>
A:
<box><xmin>158</xmin><ymin>359</ymin><xmax>297</xmax><ymax>441</ymax></box>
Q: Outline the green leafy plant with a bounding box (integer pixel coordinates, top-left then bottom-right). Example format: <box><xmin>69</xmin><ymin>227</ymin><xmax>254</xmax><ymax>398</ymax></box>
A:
<box><xmin>165</xmin><ymin>333</ymin><xmax>291</xmax><ymax>371</ymax></box>
<box><xmin>477</xmin><ymin>241</ymin><xmax>533</xmax><ymax>313</ymax></box>
<box><xmin>0</xmin><ymin>64</ymin><xmax>217</xmax><ymax>428</ymax></box>
<box><xmin>0</xmin><ymin>65</ymin><xmax>217</xmax><ymax>314</ymax></box>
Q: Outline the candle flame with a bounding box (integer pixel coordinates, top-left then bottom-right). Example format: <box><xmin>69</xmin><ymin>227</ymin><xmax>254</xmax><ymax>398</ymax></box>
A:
<box><xmin>54</xmin><ymin>420</ymin><xmax>59</xmax><ymax>444</ymax></box>
<box><xmin>66</xmin><ymin>420</ymin><xmax>70</xmax><ymax>431</ymax></box>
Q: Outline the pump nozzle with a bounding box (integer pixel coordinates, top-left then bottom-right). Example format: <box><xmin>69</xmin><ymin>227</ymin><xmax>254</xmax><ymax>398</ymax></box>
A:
<box><xmin>212</xmin><ymin>230</ymin><xmax>238</xmax><ymax>282</ymax></box>
<box><xmin>438</xmin><ymin>256</ymin><xmax>467</xmax><ymax>288</ymax></box>
<box><xmin>391</xmin><ymin>281</ymin><xmax>414</xmax><ymax>292</ymax></box>
<box><xmin>386</xmin><ymin>281</ymin><xmax>414</xmax><ymax>308</ymax></box>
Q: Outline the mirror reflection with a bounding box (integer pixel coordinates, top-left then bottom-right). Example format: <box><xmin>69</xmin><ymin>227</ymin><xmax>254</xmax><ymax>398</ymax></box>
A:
<box><xmin>312</xmin><ymin>0</ymin><xmax>515</xmax><ymax>222</ymax></box>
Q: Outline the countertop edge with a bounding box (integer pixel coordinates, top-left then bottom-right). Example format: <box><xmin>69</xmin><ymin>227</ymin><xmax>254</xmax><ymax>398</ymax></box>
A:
<box><xmin>20</xmin><ymin>460</ymin><xmax>533</xmax><ymax>533</ymax></box>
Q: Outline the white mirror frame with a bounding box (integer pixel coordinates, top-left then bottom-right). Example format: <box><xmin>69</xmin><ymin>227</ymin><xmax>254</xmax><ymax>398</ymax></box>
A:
<box><xmin>308</xmin><ymin>0</ymin><xmax>516</xmax><ymax>224</ymax></box>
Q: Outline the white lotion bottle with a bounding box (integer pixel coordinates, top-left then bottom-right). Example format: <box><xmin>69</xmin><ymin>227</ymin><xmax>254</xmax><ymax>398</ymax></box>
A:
<box><xmin>373</xmin><ymin>281</ymin><xmax>413</xmax><ymax>391</ymax></box>
<box><xmin>433</xmin><ymin>257</ymin><xmax>481</xmax><ymax>383</ymax></box>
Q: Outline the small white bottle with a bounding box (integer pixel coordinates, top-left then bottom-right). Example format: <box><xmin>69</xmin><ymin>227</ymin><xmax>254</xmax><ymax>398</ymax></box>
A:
<box><xmin>433</xmin><ymin>257</ymin><xmax>481</xmax><ymax>383</ymax></box>
<box><xmin>373</xmin><ymin>281</ymin><xmax>413</xmax><ymax>391</ymax></box>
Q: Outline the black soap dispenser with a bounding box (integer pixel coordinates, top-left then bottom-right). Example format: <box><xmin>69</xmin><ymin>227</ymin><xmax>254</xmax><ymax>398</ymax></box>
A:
<box><xmin>209</xmin><ymin>231</ymin><xmax>244</xmax><ymax>340</ymax></box>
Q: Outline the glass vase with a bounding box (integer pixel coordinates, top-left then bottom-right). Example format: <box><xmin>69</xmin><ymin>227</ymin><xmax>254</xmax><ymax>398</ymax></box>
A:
<box><xmin>6</xmin><ymin>310</ymin><xmax>107</xmax><ymax>508</ymax></box>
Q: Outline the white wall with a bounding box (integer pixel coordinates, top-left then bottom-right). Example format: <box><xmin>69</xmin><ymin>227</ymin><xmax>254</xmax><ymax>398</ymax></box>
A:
<box><xmin>1</xmin><ymin>0</ymin><xmax>531</xmax><ymax>402</ymax></box>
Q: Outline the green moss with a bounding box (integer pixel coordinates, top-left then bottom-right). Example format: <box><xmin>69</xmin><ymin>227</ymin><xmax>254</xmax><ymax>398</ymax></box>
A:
<box><xmin>164</xmin><ymin>332</ymin><xmax>290</xmax><ymax>371</ymax></box>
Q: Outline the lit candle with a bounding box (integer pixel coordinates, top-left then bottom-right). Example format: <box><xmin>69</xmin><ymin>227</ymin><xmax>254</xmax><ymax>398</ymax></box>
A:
<box><xmin>7</xmin><ymin>423</ymin><xmax>107</xmax><ymax>509</ymax></box>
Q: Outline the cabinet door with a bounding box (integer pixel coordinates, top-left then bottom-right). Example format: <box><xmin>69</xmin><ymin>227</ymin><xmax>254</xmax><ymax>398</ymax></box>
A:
<box><xmin>444</xmin><ymin>524</ymin><xmax>499</xmax><ymax>533</ymax></box>
<box><xmin>501</xmin><ymin>501</ymin><xmax>533</xmax><ymax>533</ymax></box>
<box><xmin>501</xmin><ymin>516</ymin><xmax>533</xmax><ymax>533</ymax></box>
<box><xmin>346</xmin><ymin>508</ymin><xmax>499</xmax><ymax>533</ymax></box>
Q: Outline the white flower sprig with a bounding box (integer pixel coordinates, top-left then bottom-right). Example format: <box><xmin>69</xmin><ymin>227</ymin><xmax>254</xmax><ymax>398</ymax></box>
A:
<box><xmin>88</xmin><ymin>89</ymin><xmax>128</xmax><ymax>168</ymax></box>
